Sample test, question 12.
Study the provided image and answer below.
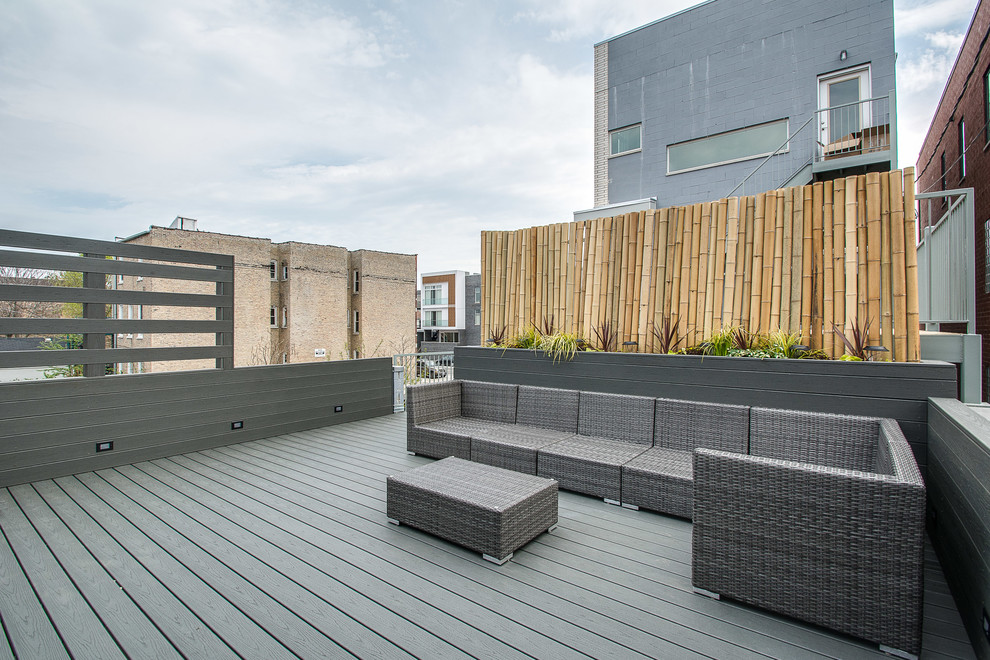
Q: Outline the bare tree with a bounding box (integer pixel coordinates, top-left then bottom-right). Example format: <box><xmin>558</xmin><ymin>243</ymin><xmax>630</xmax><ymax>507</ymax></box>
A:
<box><xmin>0</xmin><ymin>267</ymin><xmax>62</xmax><ymax>336</ymax></box>
<box><xmin>250</xmin><ymin>335</ymin><xmax>290</xmax><ymax>365</ymax></box>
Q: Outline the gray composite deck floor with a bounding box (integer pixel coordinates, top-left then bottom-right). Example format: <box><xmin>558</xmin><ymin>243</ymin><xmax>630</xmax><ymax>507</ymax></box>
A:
<box><xmin>0</xmin><ymin>412</ymin><xmax>976</xmax><ymax>660</ymax></box>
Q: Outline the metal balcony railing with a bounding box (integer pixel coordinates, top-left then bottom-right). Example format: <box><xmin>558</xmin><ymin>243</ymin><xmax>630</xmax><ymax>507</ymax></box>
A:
<box><xmin>729</xmin><ymin>91</ymin><xmax>895</xmax><ymax>198</ymax></box>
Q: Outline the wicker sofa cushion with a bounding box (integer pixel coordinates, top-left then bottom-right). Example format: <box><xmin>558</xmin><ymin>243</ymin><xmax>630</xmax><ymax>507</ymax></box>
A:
<box><xmin>749</xmin><ymin>407</ymin><xmax>879</xmax><ymax>471</ymax></box>
<box><xmin>515</xmin><ymin>385</ymin><xmax>579</xmax><ymax>433</ymax></box>
<box><xmin>654</xmin><ymin>398</ymin><xmax>749</xmax><ymax>452</ymax></box>
<box><xmin>577</xmin><ymin>392</ymin><xmax>655</xmax><ymax>445</ymax></box>
<box><xmin>462</xmin><ymin>381</ymin><xmax>518</xmax><ymax>424</ymax></box>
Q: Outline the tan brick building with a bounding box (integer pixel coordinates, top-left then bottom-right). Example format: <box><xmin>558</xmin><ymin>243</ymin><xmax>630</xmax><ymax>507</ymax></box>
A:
<box><xmin>116</xmin><ymin>220</ymin><xmax>416</xmax><ymax>372</ymax></box>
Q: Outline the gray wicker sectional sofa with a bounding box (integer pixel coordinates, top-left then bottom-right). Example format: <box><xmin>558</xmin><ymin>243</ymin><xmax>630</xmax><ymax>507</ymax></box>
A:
<box><xmin>405</xmin><ymin>379</ymin><xmax>926</xmax><ymax>657</ymax></box>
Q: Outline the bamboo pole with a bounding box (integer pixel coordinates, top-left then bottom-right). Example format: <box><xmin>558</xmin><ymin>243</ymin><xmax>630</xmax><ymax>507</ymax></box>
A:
<box><xmin>790</xmin><ymin>189</ymin><xmax>804</xmax><ymax>336</ymax></box>
<box><xmin>810</xmin><ymin>183</ymin><xmax>824</xmax><ymax>350</ymax></box>
<box><xmin>880</xmin><ymin>172</ymin><xmax>894</xmax><ymax>355</ymax></box>
<box><xmin>713</xmin><ymin>199</ymin><xmax>728</xmax><ymax>328</ymax></box>
<box><xmin>741</xmin><ymin>198</ymin><xmax>755</xmax><ymax>329</ymax></box>
<box><xmin>683</xmin><ymin>204</ymin><xmax>700</xmax><ymax>344</ymax></box>
<box><xmin>904</xmin><ymin>167</ymin><xmax>920</xmax><ymax>361</ymax></box>
<box><xmin>750</xmin><ymin>193</ymin><xmax>766</xmax><ymax>332</ymax></box>
<box><xmin>766</xmin><ymin>190</ymin><xmax>782</xmax><ymax>333</ymax></box>
<box><xmin>801</xmin><ymin>185</ymin><xmax>814</xmax><ymax>345</ymax></box>
<box><xmin>703</xmin><ymin>202</ymin><xmax>719</xmax><ymax>339</ymax></box>
<box><xmin>649</xmin><ymin>210</ymin><xmax>668</xmax><ymax>351</ymax></box>
<box><xmin>638</xmin><ymin>211</ymin><xmax>654</xmax><ymax>350</ymax></box>
<box><xmin>723</xmin><ymin>198</ymin><xmax>740</xmax><ymax>327</ymax></box>
<box><xmin>822</xmin><ymin>182</ymin><xmax>834</xmax><ymax>357</ymax></box>
<box><xmin>679</xmin><ymin>206</ymin><xmax>693</xmax><ymax>343</ymax></box>
<box><xmin>780</xmin><ymin>188</ymin><xmax>794</xmax><ymax>332</ymax></box>
<box><xmin>480</xmin><ymin>231</ymin><xmax>488</xmax><ymax>338</ymax></box>
<box><xmin>866</xmin><ymin>172</ymin><xmax>882</xmax><ymax>345</ymax></box>
<box><xmin>832</xmin><ymin>178</ymin><xmax>846</xmax><ymax>358</ymax></box>
<box><xmin>889</xmin><ymin>173</ymin><xmax>907</xmax><ymax>362</ymax></box>
<box><xmin>670</xmin><ymin>207</ymin><xmax>686</xmax><ymax>340</ymax></box>
<box><xmin>845</xmin><ymin>176</ymin><xmax>859</xmax><ymax>342</ymax></box>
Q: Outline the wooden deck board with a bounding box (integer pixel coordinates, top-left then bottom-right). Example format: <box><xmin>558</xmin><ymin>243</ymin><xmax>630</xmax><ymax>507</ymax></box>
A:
<box><xmin>0</xmin><ymin>411</ymin><xmax>977</xmax><ymax>660</ymax></box>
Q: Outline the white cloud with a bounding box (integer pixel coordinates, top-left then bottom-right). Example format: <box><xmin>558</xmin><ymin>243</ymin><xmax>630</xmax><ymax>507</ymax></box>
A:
<box><xmin>517</xmin><ymin>0</ymin><xmax>699</xmax><ymax>42</ymax></box>
<box><xmin>894</xmin><ymin>0</ymin><xmax>975</xmax><ymax>36</ymax></box>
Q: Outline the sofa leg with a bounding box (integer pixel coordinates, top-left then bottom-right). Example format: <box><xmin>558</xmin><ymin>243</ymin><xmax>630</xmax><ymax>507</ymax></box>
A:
<box><xmin>387</xmin><ymin>518</ymin><xmax>400</xmax><ymax>525</ymax></box>
<box><xmin>879</xmin><ymin>645</ymin><xmax>917</xmax><ymax>660</ymax></box>
<box><xmin>621</xmin><ymin>503</ymin><xmax>640</xmax><ymax>510</ymax></box>
<box><xmin>693</xmin><ymin>587</ymin><xmax>720</xmax><ymax>600</ymax></box>
<box><xmin>547</xmin><ymin>524</ymin><xmax>558</xmax><ymax>533</ymax></box>
<box><xmin>604</xmin><ymin>498</ymin><xmax>621</xmax><ymax>506</ymax></box>
<box><xmin>483</xmin><ymin>552</ymin><xmax>512</xmax><ymax>565</ymax></box>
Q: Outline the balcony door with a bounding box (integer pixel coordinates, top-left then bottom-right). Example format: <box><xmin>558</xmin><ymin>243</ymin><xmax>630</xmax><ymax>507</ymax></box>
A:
<box><xmin>818</xmin><ymin>66</ymin><xmax>871</xmax><ymax>149</ymax></box>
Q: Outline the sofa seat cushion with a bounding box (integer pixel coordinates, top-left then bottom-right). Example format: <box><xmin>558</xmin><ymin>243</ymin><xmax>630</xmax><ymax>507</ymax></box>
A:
<box><xmin>471</xmin><ymin>427</ymin><xmax>575</xmax><ymax>474</ymax></box>
<box><xmin>620</xmin><ymin>448</ymin><xmax>693</xmax><ymax>518</ymax></box>
<box><xmin>538</xmin><ymin>436</ymin><xmax>650</xmax><ymax>501</ymax></box>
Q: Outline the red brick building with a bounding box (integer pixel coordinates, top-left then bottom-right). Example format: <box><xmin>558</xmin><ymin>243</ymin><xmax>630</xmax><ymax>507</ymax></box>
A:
<box><xmin>916</xmin><ymin>0</ymin><xmax>990</xmax><ymax>400</ymax></box>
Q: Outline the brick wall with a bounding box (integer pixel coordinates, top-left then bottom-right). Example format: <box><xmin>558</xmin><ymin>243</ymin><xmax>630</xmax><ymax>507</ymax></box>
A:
<box><xmin>915</xmin><ymin>0</ymin><xmax>990</xmax><ymax>401</ymax></box>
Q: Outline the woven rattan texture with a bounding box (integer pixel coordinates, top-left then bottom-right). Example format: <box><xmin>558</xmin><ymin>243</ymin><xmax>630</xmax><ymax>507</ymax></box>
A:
<box><xmin>515</xmin><ymin>386</ymin><xmax>580</xmax><ymax>433</ymax></box>
<box><xmin>620</xmin><ymin>448</ymin><xmax>693</xmax><ymax>518</ymax></box>
<box><xmin>387</xmin><ymin>457</ymin><xmax>558</xmax><ymax>561</ymax></box>
<box><xmin>538</xmin><ymin>437</ymin><xmax>649</xmax><ymax>500</ymax></box>
<box><xmin>462</xmin><ymin>381</ymin><xmax>518</xmax><ymax>424</ymax></box>
<box><xmin>471</xmin><ymin>428</ymin><xmax>572</xmax><ymax>474</ymax></box>
<box><xmin>654</xmin><ymin>398</ymin><xmax>749</xmax><ymax>452</ymax></box>
<box><xmin>577</xmin><ymin>392</ymin><xmax>655</xmax><ymax>444</ymax></box>
<box><xmin>749</xmin><ymin>407</ymin><xmax>880</xmax><ymax>471</ymax></box>
<box><xmin>692</xmin><ymin>429</ymin><xmax>926</xmax><ymax>656</ymax></box>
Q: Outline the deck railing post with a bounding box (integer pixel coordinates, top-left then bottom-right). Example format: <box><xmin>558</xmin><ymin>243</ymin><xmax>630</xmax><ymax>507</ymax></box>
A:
<box><xmin>82</xmin><ymin>253</ymin><xmax>107</xmax><ymax>377</ymax></box>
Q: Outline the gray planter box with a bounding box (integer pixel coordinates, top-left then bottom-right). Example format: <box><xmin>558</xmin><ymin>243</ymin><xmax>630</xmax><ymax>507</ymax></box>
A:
<box><xmin>454</xmin><ymin>346</ymin><xmax>958</xmax><ymax>473</ymax></box>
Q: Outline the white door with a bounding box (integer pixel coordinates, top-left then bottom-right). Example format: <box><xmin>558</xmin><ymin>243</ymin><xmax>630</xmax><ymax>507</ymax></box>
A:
<box><xmin>818</xmin><ymin>66</ymin><xmax>871</xmax><ymax>152</ymax></box>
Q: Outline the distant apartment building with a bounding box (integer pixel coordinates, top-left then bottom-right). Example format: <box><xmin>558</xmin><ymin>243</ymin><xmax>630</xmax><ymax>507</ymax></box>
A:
<box><xmin>116</xmin><ymin>218</ymin><xmax>417</xmax><ymax>373</ymax></box>
<box><xmin>418</xmin><ymin>270</ymin><xmax>482</xmax><ymax>351</ymax></box>
<box><xmin>588</xmin><ymin>0</ymin><xmax>896</xmax><ymax>215</ymax></box>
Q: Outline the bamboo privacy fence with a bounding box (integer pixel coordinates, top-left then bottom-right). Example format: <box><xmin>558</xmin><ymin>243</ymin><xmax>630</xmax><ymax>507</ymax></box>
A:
<box><xmin>481</xmin><ymin>169</ymin><xmax>920</xmax><ymax>361</ymax></box>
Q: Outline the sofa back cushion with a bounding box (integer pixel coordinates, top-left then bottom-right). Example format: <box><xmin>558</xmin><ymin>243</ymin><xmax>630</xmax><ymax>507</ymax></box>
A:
<box><xmin>461</xmin><ymin>381</ymin><xmax>518</xmax><ymax>424</ymax></box>
<box><xmin>516</xmin><ymin>386</ymin><xmax>579</xmax><ymax>433</ymax></box>
<box><xmin>655</xmin><ymin>398</ymin><xmax>749</xmax><ymax>452</ymax></box>
<box><xmin>407</xmin><ymin>380</ymin><xmax>461</xmax><ymax>426</ymax></box>
<box><xmin>749</xmin><ymin>407</ymin><xmax>879</xmax><ymax>471</ymax></box>
<box><xmin>578</xmin><ymin>392</ymin><xmax>655</xmax><ymax>445</ymax></box>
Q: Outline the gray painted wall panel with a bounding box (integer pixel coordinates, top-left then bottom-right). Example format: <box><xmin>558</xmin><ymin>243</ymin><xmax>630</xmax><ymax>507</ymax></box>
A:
<box><xmin>455</xmin><ymin>347</ymin><xmax>956</xmax><ymax>472</ymax></box>
<box><xmin>604</xmin><ymin>0</ymin><xmax>895</xmax><ymax>207</ymax></box>
<box><xmin>926</xmin><ymin>398</ymin><xmax>990</xmax><ymax>660</ymax></box>
<box><xmin>0</xmin><ymin>358</ymin><xmax>393</xmax><ymax>487</ymax></box>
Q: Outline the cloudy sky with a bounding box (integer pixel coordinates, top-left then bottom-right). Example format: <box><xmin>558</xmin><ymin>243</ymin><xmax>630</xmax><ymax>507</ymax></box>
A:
<box><xmin>0</xmin><ymin>0</ymin><xmax>977</xmax><ymax>277</ymax></box>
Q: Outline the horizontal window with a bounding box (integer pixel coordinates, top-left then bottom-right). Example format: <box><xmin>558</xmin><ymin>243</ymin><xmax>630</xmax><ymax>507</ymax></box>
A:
<box><xmin>667</xmin><ymin>119</ymin><xmax>789</xmax><ymax>175</ymax></box>
<box><xmin>610</xmin><ymin>125</ymin><xmax>641</xmax><ymax>156</ymax></box>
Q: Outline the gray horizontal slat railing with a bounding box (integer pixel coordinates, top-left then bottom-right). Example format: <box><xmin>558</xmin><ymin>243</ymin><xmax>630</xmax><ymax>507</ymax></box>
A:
<box><xmin>0</xmin><ymin>283</ymin><xmax>231</xmax><ymax>307</ymax></box>
<box><xmin>0</xmin><ymin>249</ymin><xmax>233</xmax><ymax>282</ymax></box>
<box><xmin>0</xmin><ymin>229</ymin><xmax>232</xmax><ymax>267</ymax></box>
<box><xmin>0</xmin><ymin>228</ymin><xmax>234</xmax><ymax>374</ymax></box>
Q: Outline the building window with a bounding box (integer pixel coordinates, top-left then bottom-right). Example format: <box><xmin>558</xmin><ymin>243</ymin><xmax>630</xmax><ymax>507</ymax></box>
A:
<box><xmin>985</xmin><ymin>220</ymin><xmax>990</xmax><ymax>294</ymax></box>
<box><xmin>439</xmin><ymin>331</ymin><xmax>459</xmax><ymax>343</ymax></box>
<box><xmin>424</xmin><ymin>283</ymin><xmax>444</xmax><ymax>306</ymax></box>
<box><xmin>941</xmin><ymin>153</ymin><xmax>947</xmax><ymax>190</ymax></box>
<box><xmin>609</xmin><ymin>124</ymin><xmax>641</xmax><ymax>157</ymax></box>
<box><xmin>424</xmin><ymin>310</ymin><xmax>444</xmax><ymax>327</ymax></box>
<box><xmin>475</xmin><ymin>309</ymin><xmax>481</xmax><ymax>326</ymax></box>
<box><xmin>281</xmin><ymin>306</ymin><xmax>287</xmax><ymax>328</ymax></box>
<box><xmin>282</xmin><ymin>262</ymin><xmax>288</xmax><ymax>280</ymax></box>
<box><xmin>353</xmin><ymin>270</ymin><xmax>360</xmax><ymax>293</ymax></box>
<box><xmin>135</xmin><ymin>305</ymin><xmax>142</xmax><ymax>320</ymax></box>
<box><xmin>269</xmin><ymin>261</ymin><xmax>276</xmax><ymax>280</ymax></box>
<box><xmin>818</xmin><ymin>65</ymin><xmax>871</xmax><ymax>145</ymax></box>
<box><xmin>352</xmin><ymin>350</ymin><xmax>360</xmax><ymax>359</ymax></box>
<box><xmin>353</xmin><ymin>310</ymin><xmax>359</xmax><ymax>333</ymax></box>
<box><xmin>667</xmin><ymin>119</ymin><xmax>789</xmax><ymax>174</ymax></box>
<box><xmin>475</xmin><ymin>286</ymin><xmax>481</xmax><ymax>303</ymax></box>
<box><xmin>959</xmin><ymin>118</ymin><xmax>966</xmax><ymax>180</ymax></box>
<box><xmin>270</xmin><ymin>307</ymin><xmax>277</xmax><ymax>327</ymax></box>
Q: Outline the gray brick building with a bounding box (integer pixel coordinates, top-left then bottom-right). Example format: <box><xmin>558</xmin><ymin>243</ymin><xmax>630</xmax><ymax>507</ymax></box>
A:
<box><xmin>593</xmin><ymin>0</ymin><xmax>896</xmax><ymax>210</ymax></box>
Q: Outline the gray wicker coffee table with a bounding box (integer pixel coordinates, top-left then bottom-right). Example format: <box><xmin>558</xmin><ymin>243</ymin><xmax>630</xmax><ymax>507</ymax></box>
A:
<box><xmin>386</xmin><ymin>457</ymin><xmax>558</xmax><ymax>565</ymax></box>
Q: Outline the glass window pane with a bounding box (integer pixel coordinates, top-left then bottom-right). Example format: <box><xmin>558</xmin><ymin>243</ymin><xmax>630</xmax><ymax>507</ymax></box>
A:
<box><xmin>610</xmin><ymin>125</ymin><xmax>641</xmax><ymax>155</ymax></box>
<box><xmin>668</xmin><ymin>120</ymin><xmax>788</xmax><ymax>173</ymax></box>
<box><xmin>828</xmin><ymin>78</ymin><xmax>862</xmax><ymax>141</ymax></box>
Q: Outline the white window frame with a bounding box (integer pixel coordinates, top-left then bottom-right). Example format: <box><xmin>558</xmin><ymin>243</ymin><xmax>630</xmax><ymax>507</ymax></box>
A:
<box><xmin>269</xmin><ymin>261</ymin><xmax>277</xmax><ymax>281</ymax></box>
<box><xmin>608</xmin><ymin>124</ymin><xmax>642</xmax><ymax>158</ymax></box>
<box><xmin>667</xmin><ymin>119</ymin><xmax>789</xmax><ymax>175</ymax></box>
<box><xmin>959</xmin><ymin>117</ymin><xmax>967</xmax><ymax>180</ymax></box>
<box><xmin>281</xmin><ymin>306</ymin><xmax>287</xmax><ymax>328</ymax></box>
<box><xmin>353</xmin><ymin>310</ymin><xmax>360</xmax><ymax>334</ymax></box>
<box><xmin>817</xmin><ymin>65</ymin><xmax>872</xmax><ymax>146</ymax></box>
<box><xmin>353</xmin><ymin>270</ymin><xmax>360</xmax><ymax>293</ymax></box>
<box><xmin>282</xmin><ymin>262</ymin><xmax>288</xmax><ymax>280</ymax></box>
<box><xmin>270</xmin><ymin>307</ymin><xmax>277</xmax><ymax>328</ymax></box>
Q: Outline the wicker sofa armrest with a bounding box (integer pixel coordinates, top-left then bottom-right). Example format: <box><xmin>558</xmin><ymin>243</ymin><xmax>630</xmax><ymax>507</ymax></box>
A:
<box><xmin>692</xmin><ymin>447</ymin><xmax>925</xmax><ymax>656</ymax></box>
<box><xmin>406</xmin><ymin>380</ymin><xmax>462</xmax><ymax>428</ymax></box>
